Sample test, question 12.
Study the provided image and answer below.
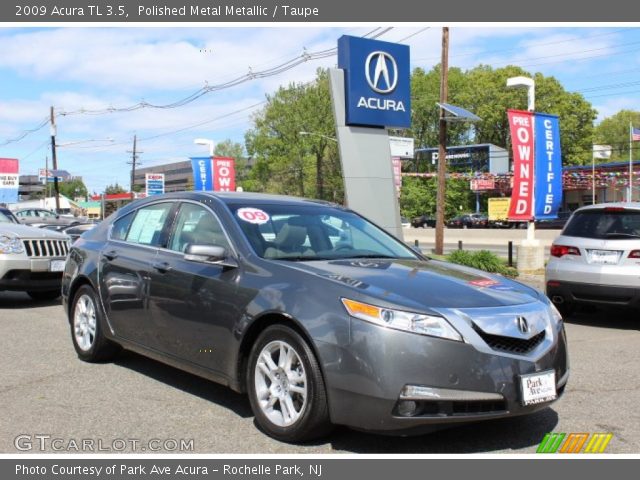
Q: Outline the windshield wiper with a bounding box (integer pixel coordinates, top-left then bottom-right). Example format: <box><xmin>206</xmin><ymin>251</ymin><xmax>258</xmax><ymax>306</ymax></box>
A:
<box><xmin>274</xmin><ymin>256</ymin><xmax>332</xmax><ymax>262</ymax></box>
<box><xmin>604</xmin><ymin>232</ymin><xmax>640</xmax><ymax>238</ymax></box>
<box><xmin>341</xmin><ymin>254</ymin><xmax>397</xmax><ymax>259</ymax></box>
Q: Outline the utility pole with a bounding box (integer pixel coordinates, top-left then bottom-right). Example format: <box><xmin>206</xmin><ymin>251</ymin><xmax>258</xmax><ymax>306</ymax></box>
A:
<box><xmin>49</xmin><ymin>106</ymin><xmax>60</xmax><ymax>212</ymax></box>
<box><xmin>127</xmin><ymin>135</ymin><xmax>142</xmax><ymax>199</ymax></box>
<box><xmin>435</xmin><ymin>27</ymin><xmax>449</xmax><ymax>256</ymax></box>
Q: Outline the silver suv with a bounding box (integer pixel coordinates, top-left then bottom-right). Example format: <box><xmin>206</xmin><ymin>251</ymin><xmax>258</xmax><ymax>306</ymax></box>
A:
<box><xmin>0</xmin><ymin>221</ymin><xmax>70</xmax><ymax>300</ymax></box>
<box><xmin>546</xmin><ymin>203</ymin><xmax>640</xmax><ymax>315</ymax></box>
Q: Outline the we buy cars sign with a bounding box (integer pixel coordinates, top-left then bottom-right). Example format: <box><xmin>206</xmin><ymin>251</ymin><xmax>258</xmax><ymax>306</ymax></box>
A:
<box><xmin>507</xmin><ymin>110</ymin><xmax>535</xmax><ymax>221</ymax></box>
<box><xmin>0</xmin><ymin>158</ymin><xmax>19</xmax><ymax>204</ymax></box>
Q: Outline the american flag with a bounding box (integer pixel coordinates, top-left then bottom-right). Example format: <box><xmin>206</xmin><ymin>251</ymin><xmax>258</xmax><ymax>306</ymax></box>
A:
<box><xmin>633</xmin><ymin>127</ymin><xmax>640</xmax><ymax>142</ymax></box>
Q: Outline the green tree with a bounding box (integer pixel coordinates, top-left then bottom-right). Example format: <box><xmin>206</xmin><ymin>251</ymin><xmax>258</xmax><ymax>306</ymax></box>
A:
<box><xmin>245</xmin><ymin>69</ymin><xmax>343</xmax><ymax>203</ymax></box>
<box><xmin>594</xmin><ymin>109</ymin><xmax>640</xmax><ymax>162</ymax></box>
<box><xmin>57</xmin><ymin>178</ymin><xmax>88</xmax><ymax>200</ymax></box>
<box><xmin>104</xmin><ymin>183</ymin><xmax>126</xmax><ymax>195</ymax></box>
<box><xmin>400</xmin><ymin>177</ymin><xmax>476</xmax><ymax>219</ymax></box>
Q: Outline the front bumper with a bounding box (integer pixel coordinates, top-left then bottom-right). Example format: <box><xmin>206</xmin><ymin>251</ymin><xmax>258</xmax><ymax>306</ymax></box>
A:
<box><xmin>0</xmin><ymin>256</ymin><xmax>65</xmax><ymax>292</ymax></box>
<box><xmin>319</xmin><ymin>317</ymin><xmax>568</xmax><ymax>434</ymax></box>
<box><xmin>547</xmin><ymin>280</ymin><xmax>640</xmax><ymax>308</ymax></box>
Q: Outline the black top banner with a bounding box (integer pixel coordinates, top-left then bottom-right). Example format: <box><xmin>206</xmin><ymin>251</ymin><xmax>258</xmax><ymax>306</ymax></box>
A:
<box><xmin>3</xmin><ymin>0</ymin><xmax>640</xmax><ymax>22</ymax></box>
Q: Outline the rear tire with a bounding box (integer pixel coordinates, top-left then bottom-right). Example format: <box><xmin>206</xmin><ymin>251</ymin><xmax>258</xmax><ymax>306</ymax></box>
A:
<box><xmin>247</xmin><ymin>324</ymin><xmax>332</xmax><ymax>442</ymax></box>
<box><xmin>70</xmin><ymin>285</ymin><xmax>119</xmax><ymax>362</ymax></box>
<box><xmin>27</xmin><ymin>290</ymin><xmax>60</xmax><ymax>301</ymax></box>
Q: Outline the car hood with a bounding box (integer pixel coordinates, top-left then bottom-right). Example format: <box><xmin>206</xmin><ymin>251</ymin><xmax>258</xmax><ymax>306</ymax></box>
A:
<box><xmin>0</xmin><ymin>223</ymin><xmax>69</xmax><ymax>240</ymax></box>
<box><xmin>284</xmin><ymin>257</ymin><xmax>540</xmax><ymax>309</ymax></box>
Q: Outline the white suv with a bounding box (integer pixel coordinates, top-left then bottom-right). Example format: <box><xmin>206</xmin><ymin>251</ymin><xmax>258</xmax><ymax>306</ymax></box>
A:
<box><xmin>0</xmin><ymin>220</ymin><xmax>70</xmax><ymax>300</ymax></box>
<box><xmin>546</xmin><ymin>203</ymin><xmax>640</xmax><ymax>315</ymax></box>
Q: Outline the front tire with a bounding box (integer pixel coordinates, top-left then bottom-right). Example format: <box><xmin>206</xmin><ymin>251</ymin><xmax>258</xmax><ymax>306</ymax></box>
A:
<box><xmin>70</xmin><ymin>285</ymin><xmax>119</xmax><ymax>362</ymax></box>
<box><xmin>247</xmin><ymin>324</ymin><xmax>332</xmax><ymax>442</ymax></box>
<box><xmin>27</xmin><ymin>289</ymin><xmax>60</xmax><ymax>301</ymax></box>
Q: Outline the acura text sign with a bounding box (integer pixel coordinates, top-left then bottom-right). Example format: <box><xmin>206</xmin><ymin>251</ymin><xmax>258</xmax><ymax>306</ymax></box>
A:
<box><xmin>337</xmin><ymin>35</ymin><xmax>411</xmax><ymax>128</ymax></box>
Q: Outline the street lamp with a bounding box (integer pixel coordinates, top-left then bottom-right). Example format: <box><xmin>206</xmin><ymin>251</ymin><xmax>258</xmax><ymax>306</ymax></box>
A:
<box><xmin>299</xmin><ymin>131</ymin><xmax>338</xmax><ymax>143</ymax></box>
<box><xmin>194</xmin><ymin>138</ymin><xmax>215</xmax><ymax>156</ymax></box>
<box><xmin>507</xmin><ymin>76</ymin><xmax>536</xmax><ymax>243</ymax></box>
<box><xmin>506</xmin><ymin>76</ymin><xmax>535</xmax><ymax>112</ymax></box>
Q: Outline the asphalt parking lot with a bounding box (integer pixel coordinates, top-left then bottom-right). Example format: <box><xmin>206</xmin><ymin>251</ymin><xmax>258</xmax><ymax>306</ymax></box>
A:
<box><xmin>1</xmin><ymin>288</ymin><xmax>639</xmax><ymax>454</ymax></box>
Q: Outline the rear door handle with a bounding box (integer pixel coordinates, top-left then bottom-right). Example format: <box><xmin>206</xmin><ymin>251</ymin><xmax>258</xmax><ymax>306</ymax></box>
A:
<box><xmin>103</xmin><ymin>250</ymin><xmax>118</xmax><ymax>261</ymax></box>
<box><xmin>152</xmin><ymin>261</ymin><xmax>171</xmax><ymax>273</ymax></box>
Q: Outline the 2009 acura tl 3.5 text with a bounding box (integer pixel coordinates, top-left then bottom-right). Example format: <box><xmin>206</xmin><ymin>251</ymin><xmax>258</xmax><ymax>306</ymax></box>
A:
<box><xmin>62</xmin><ymin>192</ymin><xmax>568</xmax><ymax>442</ymax></box>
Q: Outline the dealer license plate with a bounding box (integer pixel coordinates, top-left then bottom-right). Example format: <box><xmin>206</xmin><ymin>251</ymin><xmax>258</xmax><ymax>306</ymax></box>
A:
<box><xmin>520</xmin><ymin>371</ymin><xmax>557</xmax><ymax>406</ymax></box>
<box><xmin>50</xmin><ymin>260</ymin><xmax>65</xmax><ymax>272</ymax></box>
<box><xmin>587</xmin><ymin>249</ymin><xmax>621</xmax><ymax>265</ymax></box>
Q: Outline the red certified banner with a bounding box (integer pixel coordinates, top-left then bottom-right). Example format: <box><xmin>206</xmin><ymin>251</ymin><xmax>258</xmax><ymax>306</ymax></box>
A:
<box><xmin>507</xmin><ymin>110</ymin><xmax>535</xmax><ymax>220</ymax></box>
<box><xmin>213</xmin><ymin>157</ymin><xmax>236</xmax><ymax>192</ymax></box>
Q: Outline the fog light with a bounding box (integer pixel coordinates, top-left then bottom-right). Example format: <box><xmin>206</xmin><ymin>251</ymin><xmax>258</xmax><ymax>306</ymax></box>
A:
<box><xmin>397</xmin><ymin>400</ymin><xmax>418</xmax><ymax>417</ymax></box>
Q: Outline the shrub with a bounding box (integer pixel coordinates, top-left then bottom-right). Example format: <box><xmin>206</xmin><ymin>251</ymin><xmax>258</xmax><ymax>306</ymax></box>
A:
<box><xmin>447</xmin><ymin>250</ymin><xmax>518</xmax><ymax>278</ymax></box>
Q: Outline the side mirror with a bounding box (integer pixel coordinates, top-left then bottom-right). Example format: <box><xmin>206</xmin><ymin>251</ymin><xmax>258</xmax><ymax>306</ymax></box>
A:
<box><xmin>184</xmin><ymin>244</ymin><xmax>238</xmax><ymax>268</ymax></box>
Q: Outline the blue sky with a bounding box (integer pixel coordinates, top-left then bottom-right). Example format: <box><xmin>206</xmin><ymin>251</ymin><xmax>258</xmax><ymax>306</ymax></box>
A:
<box><xmin>1</xmin><ymin>26</ymin><xmax>639</xmax><ymax>194</ymax></box>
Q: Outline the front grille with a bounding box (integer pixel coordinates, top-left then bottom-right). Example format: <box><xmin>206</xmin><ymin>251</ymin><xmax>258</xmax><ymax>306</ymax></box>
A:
<box><xmin>22</xmin><ymin>239</ymin><xmax>69</xmax><ymax>258</ymax></box>
<box><xmin>473</xmin><ymin>324</ymin><xmax>545</xmax><ymax>355</ymax></box>
<box><xmin>395</xmin><ymin>399</ymin><xmax>507</xmax><ymax>418</ymax></box>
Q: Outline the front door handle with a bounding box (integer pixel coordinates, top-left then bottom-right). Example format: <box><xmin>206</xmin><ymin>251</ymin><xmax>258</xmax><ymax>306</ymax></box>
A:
<box><xmin>152</xmin><ymin>261</ymin><xmax>171</xmax><ymax>273</ymax></box>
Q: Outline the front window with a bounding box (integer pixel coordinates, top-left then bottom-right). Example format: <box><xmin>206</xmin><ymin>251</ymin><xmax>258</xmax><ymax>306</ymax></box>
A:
<box><xmin>563</xmin><ymin>208</ymin><xmax>640</xmax><ymax>239</ymax></box>
<box><xmin>229</xmin><ymin>204</ymin><xmax>418</xmax><ymax>261</ymax></box>
<box><xmin>0</xmin><ymin>211</ymin><xmax>17</xmax><ymax>223</ymax></box>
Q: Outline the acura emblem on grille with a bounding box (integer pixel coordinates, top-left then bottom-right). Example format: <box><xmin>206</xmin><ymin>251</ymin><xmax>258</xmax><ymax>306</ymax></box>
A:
<box><xmin>517</xmin><ymin>316</ymin><xmax>529</xmax><ymax>334</ymax></box>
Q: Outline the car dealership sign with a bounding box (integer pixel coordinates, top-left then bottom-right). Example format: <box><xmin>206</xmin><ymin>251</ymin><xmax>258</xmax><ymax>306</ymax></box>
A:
<box><xmin>191</xmin><ymin>157</ymin><xmax>236</xmax><ymax>192</ymax></box>
<box><xmin>337</xmin><ymin>35</ymin><xmax>411</xmax><ymax>128</ymax></box>
<box><xmin>507</xmin><ymin>109</ymin><xmax>562</xmax><ymax>221</ymax></box>
<box><xmin>0</xmin><ymin>158</ymin><xmax>19</xmax><ymax>204</ymax></box>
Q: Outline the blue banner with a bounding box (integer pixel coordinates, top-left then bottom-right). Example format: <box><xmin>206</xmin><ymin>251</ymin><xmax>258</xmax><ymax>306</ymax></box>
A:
<box><xmin>190</xmin><ymin>157</ymin><xmax>213</xmax><ymax>191</ymax></box>
<box><xmin>534</xmin><ymin>113</ymin><xmax>562</xmax><ymax>219</ymax></box>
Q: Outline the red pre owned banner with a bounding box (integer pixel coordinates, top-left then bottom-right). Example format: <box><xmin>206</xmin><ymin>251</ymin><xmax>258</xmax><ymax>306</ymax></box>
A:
<box><xmin>507</xmin><ymin>110</ymin><xmax>535</xmax><ymax>220</ymax></box>
<box><xmin>213</xmin><ymin>157</ymin><xmax>236</xmax><ymax>192</ymax></box>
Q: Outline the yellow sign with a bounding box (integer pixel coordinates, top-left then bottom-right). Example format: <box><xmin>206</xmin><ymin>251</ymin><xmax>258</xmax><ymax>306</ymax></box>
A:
<box><xmin>488</xmin><ymin>197</ymin><xmax>511</xmax><ymax>221</ymax></box>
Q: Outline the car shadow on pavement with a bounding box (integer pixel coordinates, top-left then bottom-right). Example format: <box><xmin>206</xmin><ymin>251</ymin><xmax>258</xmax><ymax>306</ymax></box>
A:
<box><xmin>328</xmin><ymin>408</ymin><xmax>559</xmax><ymax>453</ymax></box>
<box><xmin>0</xmin><ymin>291</ymin><xmax>62</xmax><ymax>310</ymax></box>
<box><xmin>565</xmin><ymin>308</ymin><xmax>639</xmax><ymax>331</ymax></box>
<box><xmin>113</xmin><ymin>350</ymin><xmax>253</xmax><ymax>419</ymax></box>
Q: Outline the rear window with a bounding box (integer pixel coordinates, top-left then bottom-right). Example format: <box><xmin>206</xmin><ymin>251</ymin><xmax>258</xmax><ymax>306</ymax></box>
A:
<box><xmin>562</xmin><ymin>209</ymin><xmax>640</xmax><ymax>239</ymax></box>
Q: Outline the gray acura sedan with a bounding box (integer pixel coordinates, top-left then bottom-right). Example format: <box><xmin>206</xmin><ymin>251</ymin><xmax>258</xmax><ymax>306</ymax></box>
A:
<box><xmin>62</xmin><ymin>192</ymin><xmax>568</xmax><ymax>442</ymax></box>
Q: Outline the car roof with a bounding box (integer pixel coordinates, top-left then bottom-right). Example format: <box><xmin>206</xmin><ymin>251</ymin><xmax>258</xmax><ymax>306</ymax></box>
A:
<box><xmin>130</xmin><ymin>191</ymin><xmax>338</xmax><ymax>208</ymax></box>
<box><xmin>574</xmin><ymin>202</ymin><xmax>640</xmax><ymax>213</ymax></box>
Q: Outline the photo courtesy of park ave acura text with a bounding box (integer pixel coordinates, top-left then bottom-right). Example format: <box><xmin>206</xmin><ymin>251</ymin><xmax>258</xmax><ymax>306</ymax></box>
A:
<box><xmin>1</xmin><ymin>19</ymin><xmax>639</xmax><ymax>455</ymax></box>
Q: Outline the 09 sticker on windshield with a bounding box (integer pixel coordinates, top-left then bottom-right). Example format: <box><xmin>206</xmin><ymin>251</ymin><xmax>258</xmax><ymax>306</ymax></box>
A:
<box><xmin>237</xmin><ymin>207</ymin><xmax>270</xmax><ymax>225</ymax></box>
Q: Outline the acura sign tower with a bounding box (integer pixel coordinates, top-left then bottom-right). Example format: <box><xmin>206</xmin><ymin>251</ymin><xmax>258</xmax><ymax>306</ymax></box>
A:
<box><xmin>329</xmin><ymin>35</ymin><xmax>411</xmax><ymax>239</ymax></box>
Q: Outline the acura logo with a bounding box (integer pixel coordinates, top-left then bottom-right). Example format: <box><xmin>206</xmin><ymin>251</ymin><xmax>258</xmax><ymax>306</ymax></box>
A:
<box><xmin>517</xmin><ymin>316</ymin><xmax>529</xmax><ymax>334</ymax></box>
<box><xmin>365</xmin><ymin>51</ymin><xmax>398</xmax><ymax>94</ymax></box>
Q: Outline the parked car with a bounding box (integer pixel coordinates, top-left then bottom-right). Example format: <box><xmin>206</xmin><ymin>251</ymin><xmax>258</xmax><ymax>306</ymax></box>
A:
<box><xmin>400</xmin><ymin>216</ymin><xmax>411</xmax><ymax>228</ymax></box>
<box><xmin>60</xmin><ymin>223</ymin><xmax>98</xmax><ymax>243</ymax></box>
<box><xmin>63</xmin><ymin>192</ymin><xmax>568</xmax><ymax>441</ymax></box>
<box><xmin>546</xmin><ymin>203</ymin><xmax>640</xmax><ymax>315</ymax></box>
<box><xmin>535</xmin><ymin>211</ymin><xmax>572</xmax><ymax>230</ymax></box>
<box><xmin>0</xmin><ymin>207</ymin><xmax>19</xmax><ymax>224</ymax></box>
<box><xmin>0</xmin><ymin>222</ymin><xmax>70</xmax><ymax>300</ymax></box>
<box><xmin>447</xmin><ymin>214</ymin><xmax>488</xmax><ymax>228</ymax></box>
<box><xmin>14</xmin><ymin>208</ymin><xmax>80</xmax><ymax>226</ymax></box>
<box><xmin>411</xmin><ymin>214</ymin><xmax>436</xmax><ymax>228</ymax></box>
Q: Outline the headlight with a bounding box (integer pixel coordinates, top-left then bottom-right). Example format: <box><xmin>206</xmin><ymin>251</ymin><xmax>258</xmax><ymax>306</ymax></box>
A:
<box><xmin>0</xmin><ymin>235</ymin><xmax>24</xmax><ymax>254</ymax></box>
<box><xmin>341</xmin><ymin>298</ymin><xmax>463</xmax><ymax>342</ymax></box>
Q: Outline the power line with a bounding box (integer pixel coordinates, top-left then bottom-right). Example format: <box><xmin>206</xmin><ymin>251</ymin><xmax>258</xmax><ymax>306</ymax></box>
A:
<box><xmin>413</xmin><ymin>28</ymin><xmax>632</xmax><ymax>62</ymax></box>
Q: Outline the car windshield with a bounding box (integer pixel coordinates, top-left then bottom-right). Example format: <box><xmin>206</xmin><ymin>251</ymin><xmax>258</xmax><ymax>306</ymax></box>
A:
<box><xmin>229</xmin><ymin>204</ymin><xmax>418</xmax><ymax>261</ymax></box>
<box><xmin>562</xmin><ymin>209</ymin><xmax>640</xmax><ymax>239</ymax></box>
<box><xmin>0</xmin><ymin>211</ymin><xmax>16</xmax><ymax>223</ymax></box>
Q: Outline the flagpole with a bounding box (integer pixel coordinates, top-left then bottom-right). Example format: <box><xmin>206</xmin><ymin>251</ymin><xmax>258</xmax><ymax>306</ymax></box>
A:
<box><xmin>630</xmin><ymin>121</ymin><xmax>633</xmax><ymax>202</ymax></box>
